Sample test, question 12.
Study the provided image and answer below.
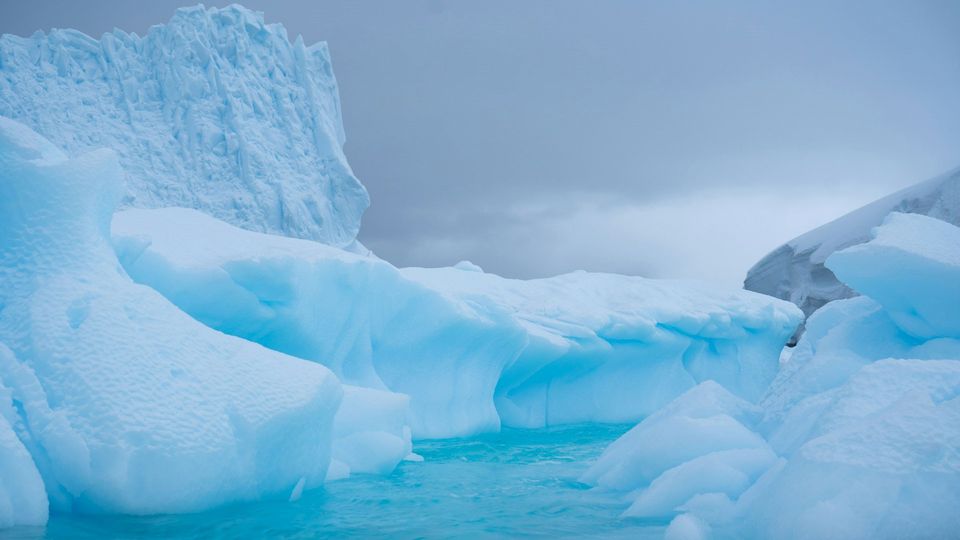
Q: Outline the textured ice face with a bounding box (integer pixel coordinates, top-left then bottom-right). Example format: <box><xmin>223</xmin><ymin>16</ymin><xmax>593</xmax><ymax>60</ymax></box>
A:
<box><xmin>112</xmin><ymin>206</ymin><xmax>801</xmax><ymax>439</ymax></box>
<box><xmin>0</xmin><ymin>118</ymin><xmax>345</xmax><ymax>518</ymax></box>
<box><xmin>586</xmin><ymin>214</ymin><xmax>960</xmax><ymax>539</ymax></box>
<box><xmin>0</xmin><ymin>4</ymin><xmax>368</xmax><ymax>248</ymax></box>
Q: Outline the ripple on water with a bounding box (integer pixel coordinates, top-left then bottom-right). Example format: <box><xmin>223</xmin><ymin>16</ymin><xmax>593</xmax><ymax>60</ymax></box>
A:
<box><xmin>8</xmin><ymin>424</ymin><xmax>667</xmax><ymax>539</ymax></box>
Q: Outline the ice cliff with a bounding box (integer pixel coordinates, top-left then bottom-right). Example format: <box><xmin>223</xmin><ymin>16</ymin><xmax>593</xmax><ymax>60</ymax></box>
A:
<box><xmin>744</xmin><ymin>167</ymin><xmax>960</xmax><ymax>333</ymax></box>
<box><xmin>587</xmin><ymin>212</ymin><xmax>960</xmax><ymax>539</ymax></box>
<box><xmin>112</xmin><ymin>207</ymin><xmax>801</xmax><ymax>439</ymax></box>
<box><xmin>0</xmin><ymin>4</ymin><xmax>368</xmax><ymax>248</ymax></box>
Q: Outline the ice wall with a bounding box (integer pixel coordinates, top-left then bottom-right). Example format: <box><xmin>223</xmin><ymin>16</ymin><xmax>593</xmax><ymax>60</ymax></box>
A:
<box><xmin>744</xmin><ymin>167</ymin><xmax>960</xmax><ymax>334</ymax></box>
<box><xmin>587</xmin><ymin>213</ymin><xmax>960</xmax><ymax>539</ymax></box>
<box><xmin>112</xmin><ymin>207</ymin><xmax>801</xmax><ymax>439</ymax></box>
<box><xmin>0</xmin><ymin>117</ymin><xmax>346</xmax><ymax>519</ymax></box>
<box><xmin>0</xmin><ymin>4</ymin><xmax>368</xmax><ymax>248</ymax></box>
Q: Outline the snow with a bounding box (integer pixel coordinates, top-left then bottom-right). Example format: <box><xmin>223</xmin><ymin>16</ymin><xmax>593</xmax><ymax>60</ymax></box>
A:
<box><xmin>0</xmin><ymin>117</ymin><xmax>346</xmax><ymax>518</ymax></box>
<box><xmin>0</xmin><ymin>4</ymin><xmax>368</xmax><ymax>249</ymax></box>
<box><xmin>586</xmin><ymin>212</ymin><xmax>960</xmax><ymax>538</ymax></box>
<box><xmin>744</xmin><ymin>167</ymin><xmax>960</xmax><ymax>329</ymax></box>
<box><xmin>112</xmin><ymin>207</ymin><xmax>801</xmax><ymax>439</ymax></box>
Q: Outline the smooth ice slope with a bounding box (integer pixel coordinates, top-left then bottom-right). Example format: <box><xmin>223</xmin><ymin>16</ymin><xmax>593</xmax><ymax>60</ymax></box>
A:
<box><xmin>581</xmin><ymin>381</ymin><xmax>776</xmax><ymax>520</ymax></box>
<box><xmin>0</xmin><ymin>117</ymin><xmax>344</xmax><ymax>520</ymax></box>
<box><xmin>587</xmin><ymin>213</ymin><xmax>960</xmax><ymax>539</ymax></box>
<box><xmin>0</xmin><ymin>4</ymin><xmax>368</xmax><ymax>248</ymax></box>
<box><xmin>744</xmin><ymin>167</ymin><xmax>959</xmax><ymax>326</ymax></box>
<box><xmin>112</xmin><ymin>207</ymin><xmax>801</xmax><ymax>438</ymax></box>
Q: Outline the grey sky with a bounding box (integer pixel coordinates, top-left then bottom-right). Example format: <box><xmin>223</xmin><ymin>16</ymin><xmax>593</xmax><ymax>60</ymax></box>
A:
<box><xmin>3</xmin><ymin>0</ymin><xmax>959</xmax><ymax>285</ymax></box>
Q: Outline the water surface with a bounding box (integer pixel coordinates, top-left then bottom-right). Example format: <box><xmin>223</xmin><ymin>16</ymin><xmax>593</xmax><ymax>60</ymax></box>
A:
<box><xmin>8</xmin><ymin>424</ymin><xmax>665</xmax><ymax>539</ymax></box>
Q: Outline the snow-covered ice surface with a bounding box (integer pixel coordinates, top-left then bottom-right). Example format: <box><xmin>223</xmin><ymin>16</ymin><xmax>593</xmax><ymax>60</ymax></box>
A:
<box><xmin>0</xmin><ymin>5</ymin><xmax>368</xmax><ymax>248</ymax></box>
<box><xmin>112</xmin><ymin>207</ymin><xmax>801</xmax><ymax>439</ymax></box>
<box><xmin>585</xmin><ymin>212</ymin><xmax>960</xmax><ymax>539</ymax></box>
<box><xmin>744</xmin><ymin>168</ymin><xmax>960</xmax><ymax>331</ymax></box>
<box><xmin>0</xmin><ymin>117</ymin><xmax>352</xmax><ymax>518</ymax></box>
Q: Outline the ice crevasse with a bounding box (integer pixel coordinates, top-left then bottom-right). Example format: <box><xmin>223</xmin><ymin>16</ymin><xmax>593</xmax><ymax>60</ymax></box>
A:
<box><xmin>585</xmin><ymin>212</ymin><xmax>960</xmax><ymax>540</ymax></box>
<box><xmin>0</xmin><ymin>117</ymin><xmax>415</xmax><ymax>524</ymax></box>
<box><xmin>0</xmin><ymin>4</ymin><xmax>368</xmax><ymax>249</ymax></box>
<box><xmin>112</xmin><ymin>206</ymin><xmax>802</xmax><ymax>439</ymax></box>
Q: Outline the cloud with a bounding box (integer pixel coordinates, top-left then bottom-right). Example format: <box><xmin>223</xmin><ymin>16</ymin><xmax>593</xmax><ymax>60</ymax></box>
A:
<box><xmin>362</xmin><ymin>184</ymin><xmax>891</xmax><ymax>286</ymax></box>
<box><xmin>4</xmin><ymin>0</ymin><xmax>960</xmax><ymax>286</ymax></box>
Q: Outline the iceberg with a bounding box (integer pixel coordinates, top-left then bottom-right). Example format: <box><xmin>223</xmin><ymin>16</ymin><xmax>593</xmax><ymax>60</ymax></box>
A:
<box><xmin>744</xmin><ymin>168</ymin><xmax>960</xmax><ymax>334</ymax></box>
<box><xmin>0</xmin><ymin>117</ymin><xmax>347</xmax><ymax>518</ymax></box>
<box><xmin>402</xmin><ymin>267</ymin><xmax>799</xmax><ymax>428</ymax></box>
<box><xmin>0</xmin><ymin>5</ymin><xmax>368</xmax><ymax>248</ymax></box>
<box><xmin>580</xmin><ymin>381</ymin><xmax>776</xmax><ymax>520</ymax></box>
<box><xmin>827</xmin><ymin>212</ymin><xmax>960</xmax><ymax>340</ymax></box>
<box><xmin>333</xmin><ymin>385</ymin><xmax>413</xmax><ymax>477</ymax></box>
<box><xmin>112</xmin><ymin>207</ymin><xmax>801</xmax><ymax>439</ymax></box>
<box><xmin>6</xmin><ymin>3</ymin><xmax>951</xmax><ymax>534</ymax></box>
<box><xmin>0</xmin><ymin>345</ymin><xmax>48</xmax><ymax>528</ymax></box>
<box><xmin>585</xmin><ymin>212</ymin><xmax>960</xmax><ymax>538</ymax></box>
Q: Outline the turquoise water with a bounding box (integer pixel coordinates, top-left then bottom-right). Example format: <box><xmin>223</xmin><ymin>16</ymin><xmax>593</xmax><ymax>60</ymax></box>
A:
<box><xmin>6</xmin><ymin>424</ymin><xmax>665</xmax><ymax>539</ymax></box>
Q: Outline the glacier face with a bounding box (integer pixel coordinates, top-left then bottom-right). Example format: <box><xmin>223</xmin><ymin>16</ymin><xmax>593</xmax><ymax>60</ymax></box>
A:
<box><xmin>586</xmin><ymin>212</ymin><xmax>960</xmax><ymax>539</ymax></box>
<box><xmin>0</xmin><ymin>117</ymin><xmax>351</xmax><ymax>516</ymax></box>
<box><xmin>0</xmin><ymin>5</ymin><xmax>368</xmax><ymax>248</ymax></box>
<box><xmin>744</xmin><ymin>168</ymin><xmax>960</xmax><ymax>331</ymax></box>
<box><xmin>112</xmin><ymin>206</ymin><xmax>801</xmax><ymax>439</ymax></box>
